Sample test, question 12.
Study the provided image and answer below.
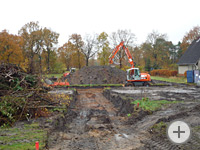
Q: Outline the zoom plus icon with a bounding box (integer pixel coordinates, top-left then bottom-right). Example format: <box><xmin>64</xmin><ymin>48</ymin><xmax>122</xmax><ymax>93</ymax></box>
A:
<box><xmin>167</xmin><ymin>120</ymin><xmax>191</xmax><ymax>144</ymax></box>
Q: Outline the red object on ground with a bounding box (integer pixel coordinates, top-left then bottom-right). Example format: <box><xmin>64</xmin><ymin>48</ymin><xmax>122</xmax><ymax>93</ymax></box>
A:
<box><xmin>137</xmin><ymin>102</ymin><xmax>140</xmax><ymax>108</ymax></box>
<box><xmin>49</xmin><ymin>82</ymin><xmax>70</xmax><ymax>87</ymax></box>
<box><xmin>63</xmin><ymin>72</ymin><xmax>70</xmax><ymax>77</ymax></box>
<box><xmin>52</xmin><ymin>82</ymin><xmax>59</xmax><ymax>86</ymax></box>
<box><xmin>58</xmin><ymin>82</ymin><xmax>70</xmax><ymax>86</ymax></box>
<box><xmin>35</xmin><ymin>141</ymin><xmax>39</xmax><ymax>150</ymax></box>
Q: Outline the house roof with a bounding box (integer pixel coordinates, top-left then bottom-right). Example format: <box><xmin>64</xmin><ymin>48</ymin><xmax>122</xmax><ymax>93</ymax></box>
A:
<box><xmin>177</xmin><ymin>38</ymin><xmax>200</xmax><ymax>65</ymax></box>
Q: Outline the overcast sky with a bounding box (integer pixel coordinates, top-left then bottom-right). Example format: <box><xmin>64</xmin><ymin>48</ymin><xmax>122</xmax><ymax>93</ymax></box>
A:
<box><xmin>1</xmin><ymin>0</ymin><xmax>200</xmax><ymax>46</ymax></box>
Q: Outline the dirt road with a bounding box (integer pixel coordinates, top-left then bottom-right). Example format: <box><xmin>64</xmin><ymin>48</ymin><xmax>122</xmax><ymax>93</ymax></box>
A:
<box><xmin>48</xmin><ymin>88</ymin><xmax>143</xmax><ymax>150</ymax></box>
<box><xmin>47</xmin><ymin>86</ymin><xmax>200</xmax><ymax>150</ymax></box>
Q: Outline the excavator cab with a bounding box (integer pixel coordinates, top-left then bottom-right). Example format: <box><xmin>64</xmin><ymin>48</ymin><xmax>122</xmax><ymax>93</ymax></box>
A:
<box><xmin>70</xmin><ymin>68</ymin><xmax>76</xmax><ymax>73</ymax></box>
<box><xmin>127</xmin><ymin>68</ymin><xmax>141</xmax><ymax>81</ymax></box>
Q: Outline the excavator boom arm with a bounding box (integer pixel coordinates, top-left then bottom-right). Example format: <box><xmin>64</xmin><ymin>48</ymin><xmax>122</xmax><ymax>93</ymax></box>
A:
<box><xmin>109</xmin><ymin>41</ymin><xmax>134</xmax><ymax>68</ymax></box>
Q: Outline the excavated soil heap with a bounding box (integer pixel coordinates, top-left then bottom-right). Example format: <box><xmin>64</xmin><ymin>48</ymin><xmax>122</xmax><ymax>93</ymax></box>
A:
<box><xmin>67</xmin><ymin>66</ymin><xmax>126</xmax><ymax>85</ymax></box>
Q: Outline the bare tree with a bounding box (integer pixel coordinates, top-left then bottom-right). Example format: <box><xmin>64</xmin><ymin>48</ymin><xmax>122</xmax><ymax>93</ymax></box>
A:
<box><xmin>146</xmin><ymin>30</ymin><xmax>167</xmax><ymax>45</ymax></box>
<box><xmin>82</xmin><ymin>34</ymin><xmax>98</xmax><ymax>66</ymax></box>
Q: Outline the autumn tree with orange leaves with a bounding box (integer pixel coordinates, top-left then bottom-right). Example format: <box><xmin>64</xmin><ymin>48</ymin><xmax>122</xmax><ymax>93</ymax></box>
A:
<box><xmin>181</xmin><ymin>26</ymin><xmax>200</xmax><ymax>54</ymax></box>
<box><xmin>0</xmin><ymin>30</ymin><xmax>24</xmax><ymax>66</ymax></box>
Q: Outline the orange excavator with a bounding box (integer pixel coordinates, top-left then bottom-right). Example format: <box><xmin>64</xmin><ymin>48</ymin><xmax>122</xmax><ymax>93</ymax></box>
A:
<box><xmin>109</xmin><ymin>41</ymin><xmax>151</xmax><ymax>86</ymax></box>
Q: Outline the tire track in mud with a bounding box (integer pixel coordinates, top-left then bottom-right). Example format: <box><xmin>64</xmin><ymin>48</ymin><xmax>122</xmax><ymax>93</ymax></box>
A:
<box><xmin>104</xmin><ymin>87</ymin><xmax>200</xmax><ymax>150</ymax></box>
<box><xmin>48</xmin><ymin>88</ymin><xmax>144</xmax><ymax>150</ymax></box>
<box><xmin>61</xmin><ymin>88</ymin><xmax>134</xmax><ymax>150</ymax></box>
<box><xmin>48</xmin><ymin>89</ymin><xmax>171</xmax><ymax>150</ymax></box>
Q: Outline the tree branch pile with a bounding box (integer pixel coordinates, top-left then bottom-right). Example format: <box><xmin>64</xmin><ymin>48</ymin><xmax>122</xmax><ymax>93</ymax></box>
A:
<box><xmin>0</xmin><ymin>63</ymin><xmax>57</xmax><ymax>127</ymax></box>
<box><xmin>0</xmin><ymin>90</ymin><xmax>59</xmax><ymax>127</ymax></box>
<box><xmin>0</xmin><ymin>63</ymin><xmax>38</xmax><ymax>93</ymax></box>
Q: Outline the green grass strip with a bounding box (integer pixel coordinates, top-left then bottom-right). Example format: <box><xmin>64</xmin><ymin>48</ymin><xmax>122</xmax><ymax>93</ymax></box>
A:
<box><xmin>0</xmin><ymin>123</ymin><xmax>47</xmax><ymax>150</ymax></box>
<box><xmin>55</xmin><ymin>84</ymin><xmax>123</xmax><ymax>87</ymax></box>
<box><xmin>45</xmin><ymin>74</ymin><xmax>63</xmax><ymax>78</ymax></box>
<box><xmin>131</xmin><ymin>98</ymin><xmax>180</xmax><ymax>111</ymax></box>
<box><xmin>151</xmin><ymin>76</ymin><xmax>187</xmax><ymax>83</ymax></box>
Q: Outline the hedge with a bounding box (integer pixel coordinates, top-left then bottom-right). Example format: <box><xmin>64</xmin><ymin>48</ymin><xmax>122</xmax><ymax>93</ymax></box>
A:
<box><xmin>184</xmin><ymin>71</ymin><xmax>187</xmax><ymax>77</ymax></box>
<box><xmin>150</xmin><ymin>69</ymin><xmax>178</xmax><ymax>77</ymax></box>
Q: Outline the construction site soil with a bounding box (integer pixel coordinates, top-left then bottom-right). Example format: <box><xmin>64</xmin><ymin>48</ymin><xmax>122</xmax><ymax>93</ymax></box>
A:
<box><xmin>44</xmin><ymin>82</ymin><xmax>200</xmax><ymax>150</ymax></box>
<box><xmin>2</xmin><ymin>63</ymin><xmax>200</xmax><ymax>149</ymax></box>
<box><xmin>65</xmin><ymin>66</ymin><xmax>126</xmax><ymax>85</ymax></box>
<box><xmin>3</xmin><ymin>84</ymin><xmax>199</xmax><ymax>150</ymax></box>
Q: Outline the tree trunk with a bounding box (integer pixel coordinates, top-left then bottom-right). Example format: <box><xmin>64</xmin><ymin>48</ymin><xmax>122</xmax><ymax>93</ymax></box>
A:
<box><xmin>86</xmin><ymin>57</ymin><xmax>89</xmax><ymax>66</ymax></box>
<box><xmin>7</xmin><ymin>56</ymin><xmax>10</xmax><ymax>63</ymax></box>
<box><xmin>30</xmin><ymin>55</ymin><xmax>34</xmax><ymax>74</ymax></box>
<box><xmin>119</xmin><ymin>51</ymin><xmax>122</xmax><ymax>69</ymax></box>
<box><xmin>39</xmin><ymin>55</ymin><xmax>42</xmax><ymax>74</ymax></box>
<box><xmin>7</xmin><ymin>52</ymin><xmax>14</xmax><ymax>63</ymax></box>
<box><xmin>67</xmin><ymin>65</ymin><xmax>70</xmax><ymax>71</ymax></box>
<box><xmin>66</xmin><ymin>59</ymin><xmax>69</xmax><ymax>71</ymax></box>
<box><xmin>47</xmin><ymin>47</ymin><xmax>50</xmax><ymax>74</ymax></box>
<box><xmin>120</xmin><ymin>59</ymin><xmax>122</xmax><ymax>69</ymax></box>
<box><xmin>77</xmin><ymin>50</ymin><xmax>81</xmax><ymax>69</ymax></box>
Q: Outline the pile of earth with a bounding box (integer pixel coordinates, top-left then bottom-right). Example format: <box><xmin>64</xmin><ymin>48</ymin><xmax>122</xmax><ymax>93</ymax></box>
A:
<box><xmin>66</xmin><ymin>66</ymin><xmax>126</xmax><ymax>85</ymax></box>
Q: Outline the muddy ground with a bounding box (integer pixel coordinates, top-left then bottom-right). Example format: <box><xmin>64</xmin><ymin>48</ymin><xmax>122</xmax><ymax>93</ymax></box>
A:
<box><xmin>45</xmin><ymin>83</ymin><xmax>200</xmax><ymax>150</ymax></box>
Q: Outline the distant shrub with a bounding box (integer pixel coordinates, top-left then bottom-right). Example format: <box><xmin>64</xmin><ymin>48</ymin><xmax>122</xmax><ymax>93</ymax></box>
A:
<box><xmin>150</xmin><ymin>69</ymin><xmax>178</xmax><ymax>77</ymax></box>
<box><xmin>142</xmin><ymin>71</ymin><xmax>149</xmax><ymax>74</ymax></box>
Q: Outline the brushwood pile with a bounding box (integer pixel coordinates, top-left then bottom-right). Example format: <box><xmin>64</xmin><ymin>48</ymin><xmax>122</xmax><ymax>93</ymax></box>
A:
<box><xmin>0</xmin><ymin>63</ymin><xmax>38</xmax><ymax>93</ymax></box>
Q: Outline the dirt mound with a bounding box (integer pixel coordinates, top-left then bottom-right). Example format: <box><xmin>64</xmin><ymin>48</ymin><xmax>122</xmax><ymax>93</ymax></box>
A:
<box><xmin>67</xmin><ymin>66</ymin><xmax>126</xmax><ymax>85</ymax></box>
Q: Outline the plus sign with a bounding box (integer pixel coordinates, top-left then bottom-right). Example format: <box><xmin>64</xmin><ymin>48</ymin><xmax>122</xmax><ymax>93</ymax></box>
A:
<box><xmin>173</xmin><ymin>126</ymin><xmax>185</xmax><ymax>138</ymax></box>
